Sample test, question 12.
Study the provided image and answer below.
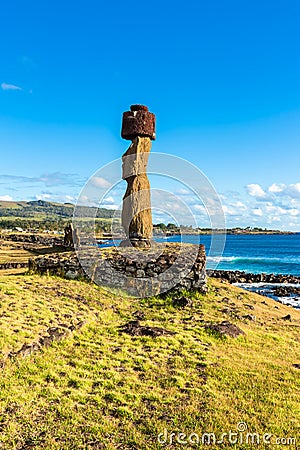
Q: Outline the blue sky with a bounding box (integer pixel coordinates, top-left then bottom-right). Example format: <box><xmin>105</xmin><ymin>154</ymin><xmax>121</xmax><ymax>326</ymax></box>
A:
<box><xmin>1</xmin><ymin>0</ymin><xmax>300</xmax><ymax>230</ymax></box>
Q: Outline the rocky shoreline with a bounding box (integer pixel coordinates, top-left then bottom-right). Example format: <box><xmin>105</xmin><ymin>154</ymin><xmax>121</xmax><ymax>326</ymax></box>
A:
<box><xmin>207</xmin><ymin>269</ymin><xmax>300</xmax><ymax>284</ymax></box>
<box><xmin>208</xmin><ymin>269</ymin><xmax>300</xmax><ymax>307</ymax></box>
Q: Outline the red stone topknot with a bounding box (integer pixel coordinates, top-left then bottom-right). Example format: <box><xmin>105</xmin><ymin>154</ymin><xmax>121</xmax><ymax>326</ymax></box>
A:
<box><xmin>121</xmin><ymin>104</ymin><xmax>156</xmax><ymax>140</ymax></box>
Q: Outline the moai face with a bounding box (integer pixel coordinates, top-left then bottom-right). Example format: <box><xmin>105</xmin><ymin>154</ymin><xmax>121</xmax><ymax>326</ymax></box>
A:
<box><xmin>121</xmin><ymin>104</ymin><xmax>156</xmax><ymax>141</ymax></box>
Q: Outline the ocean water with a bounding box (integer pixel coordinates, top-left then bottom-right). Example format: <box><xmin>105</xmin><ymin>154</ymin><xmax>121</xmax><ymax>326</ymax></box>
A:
<box><xmin>155</xmin><ymin>233</ymin><xmax>300</xmax><ymax>308</ymax></box>
<box><xmin>155</xmin><ymin>233</ymin><xmax>300</xmax><ymax>276</ymax></box>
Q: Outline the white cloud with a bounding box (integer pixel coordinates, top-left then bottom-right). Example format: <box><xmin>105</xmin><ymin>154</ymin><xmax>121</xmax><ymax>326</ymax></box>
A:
<box><xmin>1</xmin><ymin>82</ymin><xmax>23</xmax><ymax>91</ymax></box>
<box><xmin>102</xmin><ymin>204</ymin><xmax>118</xmax><ymax>210</ymax></box>
<box><xmin>35</xmin><ymin>194</ymin><xmax>51</xmax><ymax>200</ymax></box>
<box><xmin>0</xmin><ymin>195</ymin><xmax>13</xmax><ymax>201</ymax></box>
<box><xmin>286</xmin><ymin>183</ymin><xmax>300</xmax><ymax>198</ymax></box>
<box><xmin>252</xmin><ymin>208</ymin><xmax>263</xmax><ymax>217</ymax></box>
<box><xmin>192</xmin><ymin>204</ymin><xmax>207</xmax><ymax>214</ymax></box>
<box><xmin>232</xmin><ymin>201</ymin><xmax>247</xmax><ymax>210</ymax></box>
<box><xmin>100</xmin><ymin>195</ymin><xmax>121</xmax><ymax>210</ymax></box>
<box><xmin>247</xmin><ymin>184</ymin><xmax>267</xmax><ymax>199</ymax></box>
<box><xmin>176</xmin><ymin>188</ymin><xmax>190</xmax><ymax>195</ymax></box>
<box><xmin>268</xmin><ymin>215</ymin><xmax>281</xmax><ymax>223</ymax></box>
<box><xmin>38</xmin><ymin>172</ymin><xmax>82</xmax><ymax>187</ymax></box>
<box><xmin>65</xmin><ymin>195</ymin><xmax>75</xmax><ymax>202</ymax></box>
<box><xmin>265</xmin><ymin>205</ymin><xmax>287</xmax><ymax>215</ymax></box>
<box><xmin>0</xmin><ymin>172</ymin><xmax>82</xmax><ymax>187</ymax></box>
<box><xmin>102</xmin><ymin>196</ymin><xmax>116</xmax><ymax>205</ymax></box>
<box><xmin>268</xmin><ymin>183</ymin><xmax>285</xmax><ymax>193</ymax></box>
<box><xmin>90</xmin><ymin>176</ymin><xmax>112</xmax><ymax>189</ymax></box>
<box><xmin>266</xmin><ymin>182</ymin><xmax>300</xmax><ymax>199</ymax></box>
<box><xmin>218</xmin><ymin>183</ymin><xmax>300</xmax><ymax>230</ymax></box>
<box><xmin>222</xmin><ymin>205</ymin><xmax>236</xmax><ymax>216</ymax></box>
<box><xmin>33</xmin><ymin>193</ymin><xmax>77</xmax><ymax>204</ymax></box>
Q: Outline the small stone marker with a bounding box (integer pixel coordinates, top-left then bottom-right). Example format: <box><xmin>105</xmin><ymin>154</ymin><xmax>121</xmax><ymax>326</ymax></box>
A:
<box><xmin>120</xmin><ymin>104</ymin><xmax>156</xmax><ymax>248</ymax></box>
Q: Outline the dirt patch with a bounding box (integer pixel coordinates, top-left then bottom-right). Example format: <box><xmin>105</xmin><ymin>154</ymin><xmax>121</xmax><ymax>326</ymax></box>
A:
<box><xmin>205</xmin><ymin>321</ymin><xmax>245</xmax><ymax>338</ymax></box>
<box><xmin>172</xmin><ymin>296</ymin><xmax>193</xmax><ymax>308</ymax></box>
<box><xmin>119</xmin><ymin>320</ymin><xmax>176</xmax><ymax>338</ymax></box>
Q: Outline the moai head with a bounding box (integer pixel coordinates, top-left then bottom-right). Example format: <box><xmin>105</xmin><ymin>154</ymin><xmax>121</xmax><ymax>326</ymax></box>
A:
<box><xmin>121</xmin><ymin>104</ymin><xmax>156</xmax><ymax>141</ymax></box>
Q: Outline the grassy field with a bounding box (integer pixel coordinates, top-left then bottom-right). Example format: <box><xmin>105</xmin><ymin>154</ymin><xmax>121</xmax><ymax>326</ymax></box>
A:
<box><xmin>0</xmin><ymin>238</ymin><xmax>65</xmax><ymax>266</ymax></box>
<box><xmin>0</xmin><ymin>273</ymin><xmax>299</xmax><ymax>449</ymax></box>
<box><xmin>0</xmin><ymin>242</ymin><xmax>34</xmax><ymax>265</ymax></box>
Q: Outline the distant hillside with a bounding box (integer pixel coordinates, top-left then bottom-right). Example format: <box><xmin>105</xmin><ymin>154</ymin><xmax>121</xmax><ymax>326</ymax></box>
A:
<box><xmin>0</xmin><ymin>200</ymin><xmax>115</xmax><ymax>219</ymax></box>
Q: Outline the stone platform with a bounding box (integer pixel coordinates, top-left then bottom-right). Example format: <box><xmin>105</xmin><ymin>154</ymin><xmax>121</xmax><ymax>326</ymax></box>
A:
<box><xmin>29</xmin><ymin>243</ymin><xmax>207</xmax><ymax>297</ymax></box>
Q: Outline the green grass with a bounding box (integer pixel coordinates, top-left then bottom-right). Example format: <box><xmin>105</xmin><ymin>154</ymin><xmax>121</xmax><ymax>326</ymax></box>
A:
<box><xmin>0</xmin><ymin>274</ymin><xmax>299</xmax><ymax>449</ymax></box>
<box><xmin>0</xmin><ymin>236</ymin><xmax>69</xmax><ymax>267</ymax></box>
<box><xmin>0</xmin><ymin>242</ymin><xmax>34</xmax><ymax>265</ymax></box>
<box><xmin>0</xmin><ymin>238</ymin><xmax>64</xmax><ymax>266</ymax></box>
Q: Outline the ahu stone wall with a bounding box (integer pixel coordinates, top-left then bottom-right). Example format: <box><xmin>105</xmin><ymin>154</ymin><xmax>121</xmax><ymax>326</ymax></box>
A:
<box><xmin>29</xmin><ymin>243</ymin><xmax>207</xmax><ymax>297</ymax></box>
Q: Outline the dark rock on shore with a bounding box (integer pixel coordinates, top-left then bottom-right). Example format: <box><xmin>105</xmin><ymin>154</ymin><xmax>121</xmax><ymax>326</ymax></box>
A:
<box><xmin>208</xmin><ymin>270</ymin><xmax>300</xmax><ymax>305</ymax></box>
<box><xmin>273</xmin><ymin>286</ymin><xmax>300</xmax><ymax>297</ymax></box>
<box><xmin>208</xmin><ymin>269</ymin><xmax>300</xmax><ymax>285</ymax></box>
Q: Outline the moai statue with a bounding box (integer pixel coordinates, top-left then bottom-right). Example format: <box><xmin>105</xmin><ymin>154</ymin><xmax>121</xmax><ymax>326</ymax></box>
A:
<box><xmin>120</xmin><ymin>104</ymin><xmax>156</xmax><ymax>248</ymax></box>
<box><xmin>64</xmin><ymin>223</ymin><xmax>79</xmax><ymax>248</ymax></box>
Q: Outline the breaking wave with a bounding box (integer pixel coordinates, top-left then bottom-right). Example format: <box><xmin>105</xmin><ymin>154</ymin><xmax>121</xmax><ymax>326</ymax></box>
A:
<box><xmin>207</xmin><ymin>255</ymin><xmax>300</xmax><ymax>265</ymax></box>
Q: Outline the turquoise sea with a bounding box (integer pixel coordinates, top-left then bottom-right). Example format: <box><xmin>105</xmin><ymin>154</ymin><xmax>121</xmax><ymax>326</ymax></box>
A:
<box><xmin>155</xmin><ymin>233</ymin><xmax>300</xmax><ymax>276</ymax></box>
<box><xmin>158</xmin><ymin>234</ymin><xmax>300</xmax><ymax>308</ymax></box>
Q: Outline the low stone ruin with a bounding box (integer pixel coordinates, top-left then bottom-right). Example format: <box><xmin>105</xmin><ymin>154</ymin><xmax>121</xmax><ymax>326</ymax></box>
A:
<box><xmin>29</xmin><ymin>243</ymin><xmax>207</xmax><ymax>296</ymax></box>
<box><xmin>2</xmin><ymin>233</ymin><xmax>63</xmax><ymax>246</ymax></box>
